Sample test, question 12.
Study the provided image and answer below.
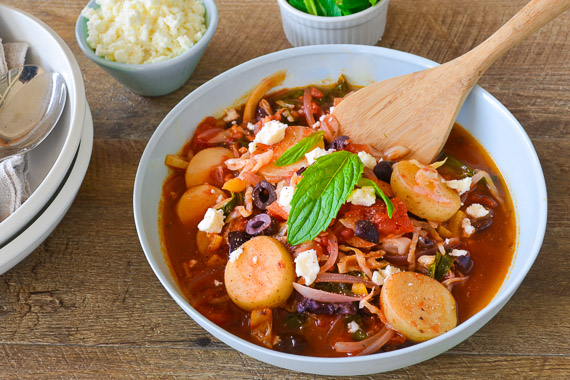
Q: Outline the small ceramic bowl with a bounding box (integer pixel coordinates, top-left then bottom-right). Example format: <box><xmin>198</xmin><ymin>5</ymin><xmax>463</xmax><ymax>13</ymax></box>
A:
<box><xmin>277</xmin><ymin>0</ymin><xmax>389</xmax><ymax>46</ymax></box>
<box><xmin>75</xmin><ymin>0</ymin><xmax>218</xmax><ymax>97</ymax></box>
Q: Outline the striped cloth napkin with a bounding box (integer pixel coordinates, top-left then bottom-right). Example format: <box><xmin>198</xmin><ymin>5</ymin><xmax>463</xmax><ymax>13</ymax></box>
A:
<box><xmin>0</xmin><ymin>38</ymin><xmax>31</xmax><ymax>222</ymax></box>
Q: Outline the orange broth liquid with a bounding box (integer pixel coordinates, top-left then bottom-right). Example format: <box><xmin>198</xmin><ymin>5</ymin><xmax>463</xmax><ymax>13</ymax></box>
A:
<box><xmin>159</xmin><ymin>112</ymin><xmax>516</xmax><ymax>357</ymax></box>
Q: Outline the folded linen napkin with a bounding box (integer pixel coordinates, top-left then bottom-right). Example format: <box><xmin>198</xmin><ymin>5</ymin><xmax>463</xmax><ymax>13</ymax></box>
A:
<box><xmin>0</xmin><ymin>38</ymin><xmax>31</xmax><ymax>222</ymax></box>
<box><xmin>0</xmin><ymin>155</ymin><xmax>30</xmax><ymax>222</ymax></box>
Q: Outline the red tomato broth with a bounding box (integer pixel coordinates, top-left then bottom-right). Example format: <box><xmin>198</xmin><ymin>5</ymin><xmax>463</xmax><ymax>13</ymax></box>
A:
<box><xmin>158</xmin><ymin>81</ymin><xmax>516</xmax><ymax>357</ymax></box>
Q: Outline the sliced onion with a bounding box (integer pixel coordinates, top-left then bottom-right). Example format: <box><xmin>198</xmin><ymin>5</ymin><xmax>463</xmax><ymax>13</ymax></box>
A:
<box><xmin>334</xmin><ymin>326</ymin><xmax>395</xmax><ymax>355</ymax></box>
<box><xmin>319</xmin><ymin>231</ymin><xmax>339</xmax><ymax>273</ymax></box>
<box><xmin>303</xmin><ymin>87</ymin><xmax>315</xmax><ymax>127</ymax></box>
<box><xmin>472</xmin><ymin>170</ymin><xmax>503</xmax><ymax>203</ymax></box>
<box><xmin>315</xmin><ymin>273</ymin><xmax>376</xmax><ymax>288</ymax></box>
<box><xmin>292</xmin><ymin>282</ymin><xmax>366</xmax><ymax>303</ymax></box>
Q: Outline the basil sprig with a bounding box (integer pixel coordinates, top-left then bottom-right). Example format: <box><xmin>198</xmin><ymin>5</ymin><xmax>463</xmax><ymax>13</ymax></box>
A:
<box><xmin>287</xmin><ymin>151</ymin><xmax>363</xmax><ymax>245</ymax></box>
<box><xmin>274</xmin><ymin>131</ymin><xmax>325</xmax><ymax>167</ymax></box>
<box><xmin>357</xmin><ymin>178</ymin><xmax>394</xmax><ymax>218</ymax></box>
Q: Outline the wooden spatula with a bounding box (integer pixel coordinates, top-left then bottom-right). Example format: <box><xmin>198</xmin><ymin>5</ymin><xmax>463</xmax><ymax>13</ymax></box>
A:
<box><xmin>332</xmin><ymin>0</ymin><xmax>570</xmax><ymax>163</ymax></box>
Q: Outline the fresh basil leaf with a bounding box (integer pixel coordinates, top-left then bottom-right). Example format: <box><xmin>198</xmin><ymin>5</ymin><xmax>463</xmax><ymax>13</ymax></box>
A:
<box><xmin>287</xmin><ymin>151</ymin><xmax>364</xmax><ymax>245</ymax></box>
<box><xmin>428</xmin><ymin>252</ymin><xmax>455</xmax><ymax>280</ymax></box>
<box><xmin>274</xmin><ymin>131</ymin><xmax>325</xmax><ymax>167</ymax></box>
<box><xmin>357</xmin><ymin>178</ymin><xmax>394</xmax><ymax>218</ymax></box>
<box><xmin>288</xmin><ymin>0</ymin><xmax>308</xmax><ymax>12</ymax></box>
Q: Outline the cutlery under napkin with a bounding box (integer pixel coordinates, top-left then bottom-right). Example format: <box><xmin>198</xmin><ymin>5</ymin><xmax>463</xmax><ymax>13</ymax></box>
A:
<box><xmin>0</xmin><ymin>38</ymin><xmax>31</xmax><ymax>222</ymax></box>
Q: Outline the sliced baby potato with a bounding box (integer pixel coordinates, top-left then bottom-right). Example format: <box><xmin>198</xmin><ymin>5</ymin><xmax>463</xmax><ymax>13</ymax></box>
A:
<box><xmin>176</xmin><ymin>184</ymin><xmax>226</xmax><ymax>226</ymax></box>
<box><xmin>380</xmin><ymin>271</ymin><xmax>457</xmax><ymax>342</ymax></box>
<box><xmin>225</xmin><ymin>236</ymin><xmax>295</xmax><ymax>311</ymax></box>
<box><xmin>391</xmin><ymin>160</ymin><xmax>461</xmax><ymax>222</ymax></box>
<box><xmin>185</xmin><ymin>147</ymin><xmax>233</xmax><ymax>188</ymax></box>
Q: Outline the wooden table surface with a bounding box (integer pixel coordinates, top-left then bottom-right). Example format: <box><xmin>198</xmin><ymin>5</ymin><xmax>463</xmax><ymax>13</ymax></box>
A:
<box><xmin>1</xmin><ymin>0</ymin><xmax>569</xmax><ymax>378</ymax></box>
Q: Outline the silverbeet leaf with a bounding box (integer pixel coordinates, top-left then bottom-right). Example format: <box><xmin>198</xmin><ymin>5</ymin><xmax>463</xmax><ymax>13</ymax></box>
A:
<box><xmin>287</xmin><ymin>151</ymin><xmax>364</xmax><ymax>245</ymax></box>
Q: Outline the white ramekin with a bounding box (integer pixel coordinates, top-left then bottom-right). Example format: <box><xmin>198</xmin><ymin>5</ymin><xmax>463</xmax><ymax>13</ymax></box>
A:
<box><xmin>277</xmin><ymin>0</ymin><xmax>389</xmax><ymax>46</ymax></box>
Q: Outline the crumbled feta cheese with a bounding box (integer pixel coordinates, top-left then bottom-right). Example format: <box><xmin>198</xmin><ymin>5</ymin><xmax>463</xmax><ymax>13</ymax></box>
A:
<box><xmin>214</xmin><ymin>280</ymin><xmax>223</xmax><ymax>286</ymax></box>
<box><xmin>446</xmin><ymin>177</ymin><xmax>472</xmax><ymax>195</ymax></box>
<box><xmin>329</xmin><ymin>106</ymin><xmax>335</xmax><ymax>114</ymax></box>
<box><xmin>357</xmin><ymin>151</ymin><xmax>377</xmax><ymax>170</ymax></box>
<box><xmin>246</xmin><ymin>122</ymin><xmax>256</xmax><ymax>131</ymax></box>
<box><xmin>294</xmin><ymin>249</ymin><xmax>319</xmax><ymax>286</ymax></box>
<box><xmin>466</xmin><ymin>203</ymin><xmax>489</xmax><ymax>218</ymax></box>
<box><xmin>278</xmin><ymin>186</ymin><xmax>295</xmax><ymax>213</ymax></box>
<box><xmin>449</xmin><ymin>249</ymin><xmax>469</xmax><ymax>257</ymax></box>
<box><xmin>82</xmin><ymin>0</ymin><xmax>207</xmax><ymax>64</ymax></box>
<box><xmin>223</xmin><ymin>108</ymin><xmax>239</xmax><ymax>122</ymax></box>
<box><xmin>228</xmin><ymin>247</ymin><xmax>243</xmax><ymax>263</ymax></box>
<box><xmin>312</xmin><ymin>121</ymin><xmax>321</xmax><ymax>129</ymax></box>
<box><xmin>253</xmin><ymin>120</ymin><xmax>288</xmax><ymax>146</ymax></box>
<box><xmin>372</xmin><ymin>271</ymin><xmax>384</xmax><ymax>286</ymax></box>
<box><xmin>347</xmin><ymin>186</ymin><xmax>376</xmax><ymax>207</ymax></box>
<box><xmin>305</xmin><ymin>147</ymin><xmax>332</xmax><ymax>165</ymax></box>
<box><xmin>248</xmin><ymin>142</ymin><xmax>258</xmax><ymax>153</ymax></box>
<box><xmin>381</xmin><ymin>265</ymin><xmax>401</xmax><ymax>279</ymax></box>
<box><xmin>197</xmin><ymin>208</ymin><xmax>225</xmax><ymax>234</ymax></box>
<box><xmin>462</xmin><ymin>217</ymin><xmax>475</xmax><ymax>236</ymax></box>
<box><xmin>347</xmin><ymin>321</ymin><xmax>360</xmax><ymax>334</ymax></box>
<box><xmin>372</xmin><ymin>265</ymin><xmax>401</xmax><ymax>286</ymax></box>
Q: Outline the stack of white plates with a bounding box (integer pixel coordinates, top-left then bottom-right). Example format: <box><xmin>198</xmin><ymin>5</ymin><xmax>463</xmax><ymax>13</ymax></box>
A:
<box><xmin>0</xmin><ymin>5</ymin><xmax>93</xmax><ymax>274</ymax></box>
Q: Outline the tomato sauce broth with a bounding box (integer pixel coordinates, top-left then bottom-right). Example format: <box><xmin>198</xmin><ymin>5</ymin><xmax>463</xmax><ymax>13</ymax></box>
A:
<box><xmin>159</xmin><ymin>86</ymin><xmax>516</xmax><ymax>357</ymax></box>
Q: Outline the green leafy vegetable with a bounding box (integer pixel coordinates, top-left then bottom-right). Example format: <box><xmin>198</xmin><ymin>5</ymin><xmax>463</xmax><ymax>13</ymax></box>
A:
<box><xmin>274</xmin><ymin>131</ymin><xmax>325</xmax><ymax>167</ymax></box>
<box><xmin>428</xmin><ymin>252</ymin><xmax>455</xmax><ymax>281</ymax></box>
<box><xmin>287</xmin><ymin>151</ymin><xmax>364</xmax><ymax>245</ymax></box>
<box><xmin>283</xmin><ymin>314</ymin><xmax>307</xmax><ymax>329</ymax></box>
<box><xmin>357</xmin><ymin>178</ymin><xmax>394</xmax><ymax>218</ymax></box>
<box><xmin>287</xmin><ymin>0</ymin><xmax>378</xmax><ymax>16</ymax></box>
<box><xmin>217</xmin><ymin>192</ymin><xmax>243</xmax><ymax>217</ymax></box>
<box><xmin>352</xmin><ymin>329</ymin><xmax>368</xmax><ymax>341</ymax></box>
<box><xmin>441</xmin><ymin>154</ymin><xmax>475</xmax><ymax>178</ymax></box>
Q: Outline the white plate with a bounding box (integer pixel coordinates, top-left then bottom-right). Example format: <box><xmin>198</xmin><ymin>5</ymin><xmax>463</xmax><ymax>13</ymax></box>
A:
<box><xmin>0</xmin><ymin>4</ymin><xmax>86</xmax><ymax>245</ymax></box>
<box><xmin>0</xmin><ymin>103</ymin><xmax>92</xmax><ymax>275</ymax></box>
<box><xmin>134</xmin><ymin>45</ymin><xmax>547</xmax><ymax>375</ymax></box>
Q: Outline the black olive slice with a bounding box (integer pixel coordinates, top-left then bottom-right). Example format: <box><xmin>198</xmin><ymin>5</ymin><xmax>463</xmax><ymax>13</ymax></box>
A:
<box><xmin>329</xmin><ymin>135</ymin><xmax>350</xmax><ymax>151</ymax></box>
<box><xmin>228</xmin><ymin>231</ymin><xmax>251</xmax><ymax>253</ymax></box>
<box><xmin>354</xmin><ymin>220</ymin><xmax>379</xmax><ymax>244</ymax></box>
<box><xmin>373</xmin><ymin>160</ymin><xmax>394</xmax><ymax>183</ymax></box>
<box><xmin>252</xmin><ymin>180</ymin><xmax>277</xmax><ymax>210</ymax></box>
<box><xmin>245</xmin><ymin>213</ymin><xmax>274</xmax><ymax>236</ymax></box>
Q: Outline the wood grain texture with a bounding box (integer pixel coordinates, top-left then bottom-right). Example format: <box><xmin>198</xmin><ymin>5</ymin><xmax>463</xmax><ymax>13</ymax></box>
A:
<box><xmin>0</xmin><ymin>0</ymin><xmax>569</xmax><ymax>378</ymax></box>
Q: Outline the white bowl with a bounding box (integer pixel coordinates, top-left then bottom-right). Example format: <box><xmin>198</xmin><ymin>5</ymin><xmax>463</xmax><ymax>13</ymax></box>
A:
<box><xmin>277</xmin><ymin>0</ymin><xmax>389</xmax><ymax>46</ymax></box>
<box><xmin>133</xmin><ymin>45</ymin><xmax>547</xmax><ymax>375</ymax></box>
<box><xmin>0</xmin><ymin>103</ymin><xmax>92</xmax><ymax>275</ymax></box>
<box><xmin>0</xmin><ymin>4</ymin><xmax>86</xmax><ymax>246</ymax></box>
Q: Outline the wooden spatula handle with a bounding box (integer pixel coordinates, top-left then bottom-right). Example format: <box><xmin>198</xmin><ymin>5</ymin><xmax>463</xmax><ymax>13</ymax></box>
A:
<box><xmin>460</xmin><ymin>0</ymin><xmax>570</xmax><ymax>78</ymax></box>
